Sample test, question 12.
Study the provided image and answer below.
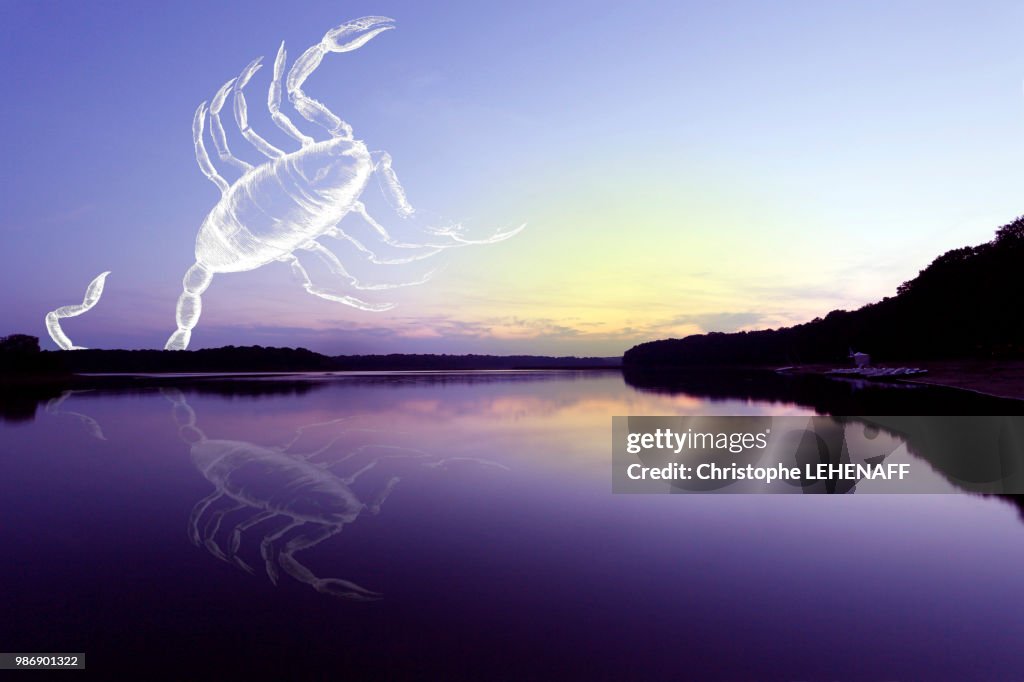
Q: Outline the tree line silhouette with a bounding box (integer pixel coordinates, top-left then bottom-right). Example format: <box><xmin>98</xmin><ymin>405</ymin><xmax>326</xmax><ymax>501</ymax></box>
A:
<box><xmin>0</xmin><ymin>335</ymin><xmax>619</xmax><ymax>376</ymax></box>
<box><xmin>624</xmin><ymin>216</ymin><xmax>1024</xmax><ymax>368</ymax></box>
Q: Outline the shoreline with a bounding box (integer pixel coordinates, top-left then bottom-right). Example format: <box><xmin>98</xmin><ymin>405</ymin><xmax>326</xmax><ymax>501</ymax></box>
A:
<box><xmin>779</xmin><ymin>360</ymin><xmax>1024</xmax><ymax>402</ymax></box>
<box><xmin>7</xmin><ymin>362</ymin><xmax>1024</xmax><ymax>404</ymax></box>
<box><xmin>1</xmin><ymin>366</ymin><xmax>622</xmax><ymax>393</ymax></box>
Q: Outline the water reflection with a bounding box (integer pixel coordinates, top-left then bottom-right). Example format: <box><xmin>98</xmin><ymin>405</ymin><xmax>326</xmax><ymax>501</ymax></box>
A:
<box><xmin>622</xmin><ymin>366</ymin><xmax>1024</xmax><ymax>416</ymax></box>
<box><xmin>5</xmin><ymin>371</ymin><xmax>1024</xmax><ymax>678</ymax></box>
<box><xmin>45</xmin><ymin>390</ymin><xmax>107</xmax><ymax>440</ymax></box>
<box><xmin>32</xmin><ymin>383</ymin><xmax>511</xmax><ymax>601</ymax></box>
<box><xmin>629</xmin><ymin>416</ymin><xmax>910</xmax><ymax>495</ymax></box>
<box><xmin>161</xmin><ymin>388</ymin><xmax>507</xmax><ymax>600</ymax></box>
<box><xmin>621</xmin><ymin>369</ymin><xmax>1024</xmax><ymax>506</ymax></box>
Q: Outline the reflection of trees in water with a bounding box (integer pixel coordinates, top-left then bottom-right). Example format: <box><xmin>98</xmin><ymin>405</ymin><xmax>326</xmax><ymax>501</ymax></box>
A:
<box><xmin>625</xmin><ymin>415</ymin><xmax>908</xmax><ymax>495</ymax></box>
<box><xmin>624</xmin><ymin>368</ymin><xmax>1024</xmax><ymax>512</ymax></box>
<box><xmin>0</xmin><ymin>369</ymin><xmax>610</xmax><ymax>424</ymax></box>
<box><xmin>1</xmin><ymin>378</ymin><xmax>328</xmax><ymax>423</ymax></box>
<box><xmin>296</xmin><ymin>370</ymin><xmax>608</xmax><ymax>389</ymax></box>
<box><xmin>0</xmin><ymin>384</ymin><xmax>63</xmax><ymax>423</ymax></box>
<box><xmin>647</xmin><ymin>416</ymin><xmax>907</xmax><ymax>496</ymax></box>
<box><xmin>623</xmin><ymin>367</ymin><xmax>1024</xmax><ymax>416</ymax></box>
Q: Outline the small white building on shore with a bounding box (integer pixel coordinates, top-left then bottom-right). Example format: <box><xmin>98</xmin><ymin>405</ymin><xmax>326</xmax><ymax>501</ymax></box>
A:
<box><xmin>849</xmin><ymin>351</ymin><xmax>871</xmax><ymax>368</ymax></box>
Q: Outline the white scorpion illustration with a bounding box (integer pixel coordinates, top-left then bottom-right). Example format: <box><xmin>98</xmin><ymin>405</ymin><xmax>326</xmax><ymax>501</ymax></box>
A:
<box><xmin>45</xmin><ymin>17</ymin><xmax>523</xmax><ymax>351</ymax></box>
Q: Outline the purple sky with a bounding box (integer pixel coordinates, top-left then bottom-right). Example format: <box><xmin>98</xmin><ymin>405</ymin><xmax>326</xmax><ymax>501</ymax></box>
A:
<box><xmin>4</xmin><ymin>1</ymin><xmax>1024</xmax><ymax>355</ymax></box>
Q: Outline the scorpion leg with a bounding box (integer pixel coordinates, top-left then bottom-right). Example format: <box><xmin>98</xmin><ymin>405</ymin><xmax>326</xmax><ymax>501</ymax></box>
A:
<box><xmin>277</xmin><ymin>416</ymin><xmax>358</xmax><ymax>452</ymax></box>
<box><xmin>323</xmin><ymin>226</ymin><xmax>443</xmax><ymax>265</ymax></box>
<box><xmin>325</xmin><ymin>154</ymin><xmax>512</xmax><ymax>261</ymax></box>
<box><xmin>209</xmin><ymin>78</ymin><xmax>253</xmax><ymax>174</ymax></box>
<box><xmin>356</xmin><ymin>197</ymin><xmax>523</xmax><ymax>250</ymax></box>
<box><xmin>279</xmin><ymin>252</ymin><xmax>395</xmax><ymax>312</ymax></box>
<box><xmin>203</xmin><ymin>500</ymin><xmax>249</xmax><ymax>562</ymax></box>
<box><xmin>228</xmin><ymin>510</ymin><xmax>277</xmax><ymax>573</ymax></box>
<box><xmin>187</xmin><ymin>490</ymin><xmax>224</xmax><ymax>546</ymax></box>
<box><xmin>356</xmin><ymin>199</ymin><xmax>456</xmax><ymax>250</ymax></box>
<box><xmin>369</xmin><ymin>153</ymin><xmax>527</xmax><ymax>246</ymax></box>
<box><xmin>349</xmin><ymin>200</ymin><xmax>446</xmax><ymax>249</ymax></box>
<box><xmin>233</xmin><ymin>57</ymin><xmax>284</xmax><ymax>159</ymax></box>
<box><xmin>296</xmin><ymin>425</ymin><xmax>425</xmax><ymax>463</ymax></box>
<box><xmin>366</xmin><ymin>475</ymin><xmax>401</xmax><ymax>515</ymax></box>
<box><xmin>192</xmin><ymin>103</ymin><xmax>228</xmax><ymax>193</ymax></box>
<box><xmin>299</xmin><ymin>240</ymin><xmax>436</xmax><ymax>289</ymax></box>
<box><xmin>367</xmin><ymin>155</ymin><xmax>476</xmax><ymax>247</ymax></box>
<box><xmin>326</xmin><ymin>445</ymin><xmax>430</xmax><ymax>475</ymax></box>
<box><xmin>269</xmin><ymin>43</ymin><xmax>314</xmax><ymax>148</ymax></box>
<box><xmin>277</xmin><ymin>524</ymin><xmax>382</xmax><ymax>601</ymax></box>
<box><xmin>260</xmin><ymin>519</ymin><xmax>304</xmax><ymax>585</ymax></box>
<box><xmin>286</xmin><ymin>17</ymin><xmax>395</xmax><ymax>139</ymax></box>
<box><xmin>323</xmin><ymin>443</ymin><xmax>380</xmax><ymax>467</ymax></box>
<box><xmin>372</xmin><ymin>150</ymin><xmax>415</xmax><ymax>217</ymax></box>
<box><xmin>337</xmin><ymin>455</ymin><xmax>416</xmax><ymax>490</ymax></box>
<box><xmin>425</xmin><ymin>456</ymin><xmax>510</xmax><ymax>472</ymax></box>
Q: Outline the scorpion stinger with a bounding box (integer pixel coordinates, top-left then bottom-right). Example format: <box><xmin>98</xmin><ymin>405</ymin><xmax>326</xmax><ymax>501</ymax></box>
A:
<box><xmin>45</xmin><ymin>390</ymin><xmax>107</xmax><ymax>440</ymax></box>
<box><xmin>44</xmin><ymin>271</ymin><xmax>110</xmax><ymax>350</ymax></box>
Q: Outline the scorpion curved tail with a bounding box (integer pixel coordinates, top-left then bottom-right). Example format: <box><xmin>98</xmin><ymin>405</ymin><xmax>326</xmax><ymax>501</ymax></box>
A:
<box><xmin>165</xmin><ymin>262</ymin><xmax>213</xmax><ymax>351</ymax></box>
<box><xmin>45</xmin><ymin>271</ymin><xmax>111</xmax><ymax>350</ymax></box>
<box><xmin>161</xmin><ymin>387</ymin><xmax>207</xmax><ymax>444</ymax></box>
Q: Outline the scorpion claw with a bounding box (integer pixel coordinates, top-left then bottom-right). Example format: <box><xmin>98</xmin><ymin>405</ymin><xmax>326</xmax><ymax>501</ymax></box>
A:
<box><xmin>236</xmin><ymin>57</ymin><xmax>264</xmax><ymax>88</ymax></box>
<box><xmin>314</xmin><ymin>578</ymin><xmax>382</xmax><ymax>601</ymax></box>
<box><xmin>264</xmin><ymin>557</ymin><xmax>280</xmax><ymax>585</ymax></box>
<box><xmin>323</xmin><ymin>17</ymin><xmax>395</xmax><ymax>53</ymax></box>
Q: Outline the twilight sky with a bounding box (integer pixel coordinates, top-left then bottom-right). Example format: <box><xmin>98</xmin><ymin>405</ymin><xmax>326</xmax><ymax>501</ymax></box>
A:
<box><xmin>3</xmin><ymin>0</ymin><xmax>1024</xmax><ymax>355</ymax></box>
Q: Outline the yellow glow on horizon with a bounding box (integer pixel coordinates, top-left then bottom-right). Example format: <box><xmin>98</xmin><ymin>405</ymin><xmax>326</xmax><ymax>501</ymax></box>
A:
<box><xmin>418</xmin><ymin>171</ymin><xmax>866</xmax><ymax>351</ymax></box>
<box><xmin>192</xmin><ymin>165</ymin><xmax>918</xmax><ymax>354</ymax></box>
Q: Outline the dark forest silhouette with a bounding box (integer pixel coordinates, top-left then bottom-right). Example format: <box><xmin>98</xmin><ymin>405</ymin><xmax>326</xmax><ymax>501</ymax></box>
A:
<box><xmin>624</xmin><ymin>216</ymin><xmax>1024</xmax><ymax>368</ymax></box>
<box><xmin>0</xmin><ymin>334</ymin><xmax>619</xmax><ymax>376</ymax></box>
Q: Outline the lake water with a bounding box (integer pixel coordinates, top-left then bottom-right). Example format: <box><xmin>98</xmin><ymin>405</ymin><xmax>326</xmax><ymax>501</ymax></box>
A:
<box><xmin>2</xmin><ymin>370</ymin><xmax>1024</xmax><ymax>680</ymax></box>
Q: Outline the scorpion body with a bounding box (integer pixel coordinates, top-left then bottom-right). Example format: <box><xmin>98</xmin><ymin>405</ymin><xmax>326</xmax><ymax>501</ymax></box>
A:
<box><xmin>194</xmin><ymin>138</ymin><xmax>374</xmax><ymax>274</ymax></box>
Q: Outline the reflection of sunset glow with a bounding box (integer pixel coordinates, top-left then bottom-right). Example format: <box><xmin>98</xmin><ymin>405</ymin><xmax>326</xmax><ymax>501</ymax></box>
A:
<box><xmin>397</xmin><ymin>398</ymin><xmax>444</xmax><ymax>414</ymax></box>
<box><xmin>77</xmin><ymin>375</ymin><xmax>814</xmax><ymax>480</ymax></box>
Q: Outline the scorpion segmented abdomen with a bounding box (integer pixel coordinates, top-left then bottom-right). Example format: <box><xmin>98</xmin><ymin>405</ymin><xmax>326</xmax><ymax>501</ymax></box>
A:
<box><xmin>209</xmin><ymin>446</ymin><xmax>364</xmax><ymax>523</ymax></box>
<box><xmin>194</xmin><ymin>140</ymin><xmax>372</xmax><ymax>274</ymax></box>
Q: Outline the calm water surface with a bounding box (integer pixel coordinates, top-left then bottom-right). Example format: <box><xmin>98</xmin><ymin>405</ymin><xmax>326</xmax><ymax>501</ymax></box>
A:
<box><xmin>2</xmin><ymin>371</ymin><xmax>1023</xmax><ymax>680</ymax></box>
